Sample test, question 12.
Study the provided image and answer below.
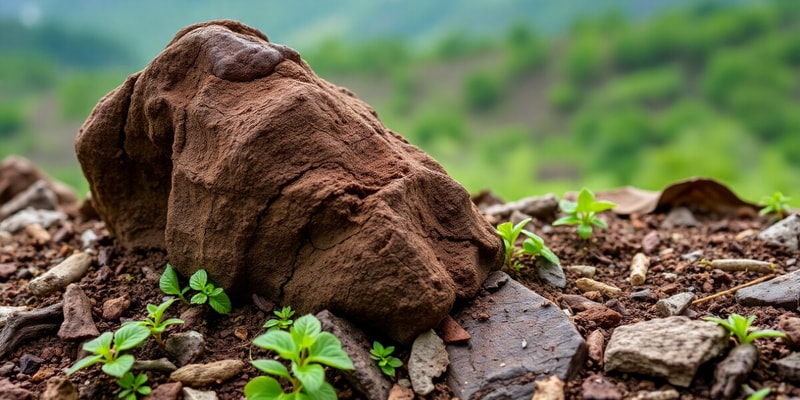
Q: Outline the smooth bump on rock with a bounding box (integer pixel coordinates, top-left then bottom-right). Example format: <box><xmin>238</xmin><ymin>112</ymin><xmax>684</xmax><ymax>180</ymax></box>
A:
<box><xmin>735</xmin><ymin>269</ymin><xmax>800</xmax><ymax>309</ymax></box>
<box><xmin>655</xmin><ymin>292</ymin><xmax>695</xmax><ymax>317</ymax></box>
<box><xmin>758</xmin><ymin>214</ymin><xmax>800</xmax><ymax>251</ymax></box>
<box><xmin>316</xmin><ymin>309</ymin><xmax>391</xmax><ymax>400</ymax></box>
<box><xmin>169</xmin><ymin>359</ymin><xmax>243</xmax><ymax>387</ymax></box>
<box><xmin>75</xmin><ymin>20</ymin><xmax>503</xmax><ymax>344</ymax></box>
<box><xmin>165</xmin><ymin>331</ymin><xmax>205</xmax><ymax>367</ymax></box>
<box><xmin>29</xmin><ymin>252</ymin><xmax>92</xmax><ymax>296</ymax></box>
<box><xmin>41</xmin><ymin>376</ymin><xmax>77</xmax><ymax>400</ymax></box>
<box><xmin>181</xmin><ymin>387</ymin><xmax>217</xmax><ymax>400</ymax></box>
<box><xmin>447</xmin><ymin>272</ymin><xmax>587</xmax><ymax>400</ymax></box>
<box><xmin>604</xmin><ymin>316</ymin><xmax>729</xmax><ymax>387</ymax></box>
<box><xmin>57</xmin><ymin>284</ymin><xmax>100</xmax><ymax>341</ymax></box>
<box><xmin>409</xmin><ymin>330</ymin><xmax>449</xmax><ymax>396</ymax></box>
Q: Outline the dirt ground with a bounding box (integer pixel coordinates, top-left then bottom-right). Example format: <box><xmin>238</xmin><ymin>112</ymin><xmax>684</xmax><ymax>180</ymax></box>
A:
<box><xmin>1</xmin><ymin>202</ymin><xmax>798</xmax><ymax>399</ymax></box>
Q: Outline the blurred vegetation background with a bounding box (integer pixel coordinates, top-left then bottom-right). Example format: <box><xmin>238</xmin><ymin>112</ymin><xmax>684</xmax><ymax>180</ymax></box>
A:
<box><xmin>2</xmin><ymin>0</ymin><xmax>799</xmax><ymax>203</ymax></box>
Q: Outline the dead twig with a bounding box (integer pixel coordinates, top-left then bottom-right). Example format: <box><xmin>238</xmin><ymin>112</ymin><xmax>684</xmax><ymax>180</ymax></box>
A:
<box><xmin>0</xmin><ymin>302</ymin><xmax>63</xmax><ymax>359</ymax></box>
<box><xmin>692</xmin><ymin>274</ymin><xmax>776</xmax><ymax>305</ymax></box>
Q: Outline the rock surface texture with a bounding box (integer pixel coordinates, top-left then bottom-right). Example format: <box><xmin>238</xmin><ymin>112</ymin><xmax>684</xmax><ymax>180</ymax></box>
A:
<box><xmin>74</xmin><ymin>20</ymin><xmax>503</xmax><ymax>343</ymax></box>
<box><xmin>735</xmin><ymin>269</ymin><xmax>800</xmax><ymax>309</ymax></box>
<box><xmin>604</xmin><ymin>316</ymin><xmax>729</xmax><ymax>387</ymax></box>
<box><xmin>446</xmin><ymin>271</ymin><xmax>587</xmax><ymax>399</ymax></box>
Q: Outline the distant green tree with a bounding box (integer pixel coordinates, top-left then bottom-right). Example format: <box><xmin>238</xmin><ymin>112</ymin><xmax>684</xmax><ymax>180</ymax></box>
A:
<box><xmin>463</xmin><ymin>71</ymin><xmax>505</xmax><ymax>111</ymax></box>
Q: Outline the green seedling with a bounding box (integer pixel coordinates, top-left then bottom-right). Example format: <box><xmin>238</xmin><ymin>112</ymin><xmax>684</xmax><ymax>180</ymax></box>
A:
<box><xmin>117</xmin><ymin>371</ymin><xmax>151</xmax><ymax>400</ymax></box>
<box><xmin>704</xmin><ymin>313</ymin><xmax>786</xmax><ymax>345</ymax></box>
<box><xmin>369</xmin><ymin>341</ymin><xmax>403</xmax><ymax>377</ymax></box>
<box><xmin>264</xmin><ymin>306</ymin><xmax>296</xmax><ymax>332</ymax></box>
<box><xmin>189</xmin><ymin>269</ymin><xmax>232</xmax><ymax>314</ymax></box>
<box><xmin>66</xmin><ymin>324</ymin><xmax>150</xmax><ymax>378</ymax></box>
<box><xmin>122</xmin><ymin>298</ymin><xmax>184</xmax><ymax>348</ymax></box>
<box><xmin>553</xmin><ymin>188</ymin><xmax>616</xmax><ymax>239</ymax></box>
<box><xmin>245</xmin><ymin>314</ymin><xmax>355</xmax><ymax>400</ymax></box>
<box><xmin>496</xmin><ymin>218</ymin><xmax>559</xmax><ymax>270</ymax></box>
<box><xmin>745</xmin><ymin>386</ymin><xmax>771</xmax><ymax>400</ymax></box>
<box><xmin>521</xmin><ymin>230</ymin><xmax>560</xmax><ymax>266</ymax></box>
<box><xmin>758</xmin><ymin>191</ymin><xmax>791</xmax><ymax>219</ymax></box>
<box><xmin>159</xmin><ymin>264</ymin><xmax>190</xmax><ymax>304</ymax></box>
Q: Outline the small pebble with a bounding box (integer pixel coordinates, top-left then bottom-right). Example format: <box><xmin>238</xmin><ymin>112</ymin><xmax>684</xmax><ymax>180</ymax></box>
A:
<box><xmin>630</xmin><ymin>289</ymin><xmax>656</xmax><ymax>303</ymax></box>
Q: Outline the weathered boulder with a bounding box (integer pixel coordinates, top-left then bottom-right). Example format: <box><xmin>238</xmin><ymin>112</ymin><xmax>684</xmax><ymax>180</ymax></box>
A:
<box><xmin>75</xmin><ymin>20</ymin><xmax>503</xmax><ymax>343</ymax></box>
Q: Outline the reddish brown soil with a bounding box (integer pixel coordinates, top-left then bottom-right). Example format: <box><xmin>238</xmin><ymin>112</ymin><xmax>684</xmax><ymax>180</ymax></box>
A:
<box><xmin>1</xmin><ymin>210</ymin><xmax>798</xmax><ymax>399</ymax></box>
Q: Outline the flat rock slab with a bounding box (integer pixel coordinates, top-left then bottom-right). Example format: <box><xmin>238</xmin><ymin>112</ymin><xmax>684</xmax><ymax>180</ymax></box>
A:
<box><xmin>735</xmin><ymin>269</ymin><xmax>800</xmax><ymax>309</ymax></box>
<box><xmin>758</xmin><ymin>214</ymin><xmax>800</xmax><ymax>251</ymax></box>
<box><xmin>604</xmin><ymin>316</ymin><xmax>728</xmax><ymax>387</ymax></box>
<box><xmin>446</xmin><ymin>271</ymin><xmax>586</xmax><ymax>400</ymax></box>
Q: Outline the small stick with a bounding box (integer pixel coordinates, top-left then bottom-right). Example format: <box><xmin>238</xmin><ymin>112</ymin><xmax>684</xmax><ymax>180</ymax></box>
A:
<box><xmin>700</xmin><ymin>258</ymin><xmax>775</xmax><ymax>274</ymax></box>
<box><xmin>692</xmin><ymin>274</ymin><xmax>776</xmax><ymax>305</ymax></box>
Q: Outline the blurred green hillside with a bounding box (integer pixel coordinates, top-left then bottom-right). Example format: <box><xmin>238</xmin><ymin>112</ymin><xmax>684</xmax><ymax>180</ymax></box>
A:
<box><xmin>1</xmin><ymin>0</ymin><xmax>799</xmax><ymax>205</ymax></box>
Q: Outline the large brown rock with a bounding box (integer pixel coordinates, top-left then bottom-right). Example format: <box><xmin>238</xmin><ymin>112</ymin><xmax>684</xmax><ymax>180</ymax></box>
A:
<box><xmin>75</xmin><ymin>20</ymin><xmax>503</xmax><ymax>343</ymax></box>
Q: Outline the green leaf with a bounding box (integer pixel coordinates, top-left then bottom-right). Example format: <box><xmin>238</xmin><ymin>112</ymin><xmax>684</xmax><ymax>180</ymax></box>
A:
<box><xmin>379</xmin><ymin>363</ymin><xmax>396</xmax><ymax>377</ymax></box>
<box><xmin>118</xmin><ymin>389</ymin><xmax>133</xmax><ymax>399</ymax></box>
<box><xmin>590</xmin><ymin>217</ymin><xmax>608</xmax><ymax>229</ymax></box>
<box><xmin>244</xmin><ymin>376</ymin><xmax>285</xmax><ymax>399</ymax></box>
<box><xmin>162</xmin><ymin>318</ymin><xmax>185</xmax><ymax>327</ymax></box>
<box><xmin>577</xmin><ymin>223</ymin><xmax>593</xmax><ymax>239</ymax></box>
<box><xmin>83</xmin><ymin>332</ymin><xmax>113</xmax><ymax>356</ymax></box>
<box><xmin>558</xmin><ymin>199</ymin><xmax>577</xmax><ymax>214</ymax></box>
<box><xmin>540</xmin><ymin>247</ymin><xmax>561</xmax><ymax>266</ymax></box>
<box><xmin>209</xmin><ymin>291</ymin><xmax>232</xmax><ymax>314</ymax></box>
<box><xmin>745</xmin><ymin>329</ymin><xmax>787</xmax><ymax>343</ymax></box>
<box><xmin>103</xmin><ymin>354</ymin><xmax>135</xmax><ymax>378</ymax></box>
<box><xmin>388</xmin><ymin>357</ymin><xmax>403</xmax><ymax>368</ymax></box>
<box><xmin>114</xmin><ymin>324</ymin><xmax>150</xmax><ymax>352</ymax></box>
<box><xmin>552</xmin><ymin>215</ymin><xmax>581</xmax><ymax>226</ymax></box>
<box><xmin>303</xmin><ymin>381</ymin><xmax>337</xmax><ymax>400</ymax></box>
<box><xmin>253</xmin><ymin>330</ymin><xmax>299</xmax><ymax>361</ymax></box>
<box><xmin>292</xmin><ymin>315</ymin><xmax>322</xmax><ymax>349</ymax></box>
<box><xmin>576</xmin><ymin>188</ymin><xmax>595</xmax><ymax>213</ymax></box>
<box><xmin>264</xmin><ymin>319</ymin><xmax>281</xmax><ymax>329</ymax></box>
<box><xmin>252</xmin><ymin>359</ymin><xmax>292</xmax><ymax>379</ymax></box>
<box><xmin>292</xmin><ymin>362</ymin><xmax>325</xmax><ymax>392</ymax></box>
<box><xmin>118</xmin><ymin>371</ymin><xmax>135</xmax><ymax>388</ymax></box>
<box><xmin>66</xmin><ymin>354</ymin><xmax>103</xmax><ymax>376</ymax></box>
<box><xmin>191</xmin><ymin>292</ymin><xmax>208</xmax><ymax>305</ymax></box>
<box><xmin>189</xmin><ymin>269</ymin><xmax>208</xmax><ymax>291</ymax></box>
<box><xmin>159</xmin><ymin>264</ymin><xmax>182</xmax><ymax>296</ymax></box>
<box><xmin>209</xmin><ymin>287</ymin><xmax>224</xmax><ymax>297</ymax></box>
<box><xmin>134</xmin><ymin>372</ymin><xmax>148</xmax><ymax>387</ymax></box>
<box><xmin>308</xmin><ymin>331</ymin><xmax>355</xmax><ymax>370</ymax></box>
<box><xmin>138</xmin><ymin>386</ymin><xmax>151</xmax><ymax>395</ymax></box>
<box><xmin>590</xmin><ymin>200</ymin><xmax>617</xmax><ymax>212</ymax></box>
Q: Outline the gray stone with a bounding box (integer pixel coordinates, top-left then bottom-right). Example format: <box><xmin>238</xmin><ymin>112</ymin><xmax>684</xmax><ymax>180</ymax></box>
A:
<box><xmin>181</xmin><ymin>387</ymin><xmax>217</xmax><ymax>400</ymax></box>
<box><xmin>711</xmin><ymin>343</ymin><xmax>758</xmax><ymax>399</ymax></box>
<box><xmin>144</xmin><ymin>382</ymin><xmax>182</xmax><ymax>400</ymax></box>
<box><xmin>409</xmin><ymin>330</ymin><xmax>449</xmax><ymax>396</ymax></box>
<box><xmin>655</xmin><ymin>292</ymin><xmax>695</xmax><ymax>317</ymax></box>
<box><xmin>736</xmin><ymin>269</ymin><xmax>800</xmax><ymax>309</ymax></box>
<box><xmin>661</xmin><ymin>207</ymin><xmax>700</xmax><ymax>229</ymax></box>
<box><xmin>165</xmin><ymin>331</ymin><xmax>205</xmax><ymax>367</ymax></box>
<box><xmin>774</xmin><ymin>352</ymin><xmax>800</xmax><ymax>382</ymax></box>
<box><xmin>80</xmin><ymin>229</ymin><xmax>98</xmax><ymax>250</ymax></box>
<box><xmin>447</xmin><ymin>271</ymin><xmax>587</xmax><ymax>400</ymax></box>
<box><xmin>316</xmin><ymin>309</ymin><xmax>391</xmax><ymax>400</ymax></box>
<box><xmin>170</xmin><ymin>360</ymin><xmax>243</xmax><ymax>387</ymax></box>
<box><xmin>57</xmin><ymin>284</ymin><xmax>100</xmax><ymax>341</ymax></box>
<box><xmin>758</xmin><ymin>214</ymin><xmax>800</xmax><ymax>251</ymax></box>
<box><xmin>133</xmin><ymin>358</ymin><xmax>178</xmax><ymax>374</ymax></box>
<box><xmin>18</xmin><ymin>354</ymin><xmax>42</xmax><ymax>375</ymax></box>
<box><xmin>536</xmin><ymin>258</ymin><xmax>566</xmax><ymax>289</ymax></box>
<box><xmin>0</xmin><ymin>180</ymin><xmax>57</xmax><ymax>220</ymax></box>
<box><xmin>681</xmin><ymin>250</ymin><xmax>704</xmax><ymax>262</ymax></box>
<box><xmin>630</xmin><ymin>289</ymin><xmax>656</xmax><ymax>303</ymax></box>
<box><xmin>604</xmin><ymin>316</ymin><xmax>728</xmax><ymax>387</ymax></box>
<box><xmin>0</xmin><ymin>208</ymin><xmax>65</xmax><ymax>233</ymax></box>
<box><xmin>481</xmin><ymin>194</ymin><xmax>559</xmax><ymax>220</ymax></box>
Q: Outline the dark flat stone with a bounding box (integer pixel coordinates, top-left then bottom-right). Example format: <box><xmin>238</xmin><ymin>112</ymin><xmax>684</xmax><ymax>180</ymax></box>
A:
<box><xmin>736</xmin><ymin>269</ymin><xmax>800</xmax><ymax>309</ymax></box>
<box><xmin>446</xmin><ymin>271</ymin><xmax>586</xmax><ymax>400</ymax></box>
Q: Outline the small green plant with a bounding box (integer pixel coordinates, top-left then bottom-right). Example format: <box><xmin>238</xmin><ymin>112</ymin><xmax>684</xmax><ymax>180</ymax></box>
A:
<box><xmin>553</xmin><ymin>188</ymin><xmax>617</xmax><ymax>239</ymax></box>
<box><xmin>117</xmin><ymin>371</ymin><xmax>151</xmax><ymax>400</ymax></box>
<box><xmin>704</xmin><ymin>313</ymin><xmax>786</xmax><ymax>345</ymax></box>
<box><xmin>264</xmin><ymin>306</ymin><xmax>296</xmax><ymax>331</ymax></box>
<box><xmin>369</xmin><ymin>341</ymin><xmax>403</xmax><ymax>377</ymax></box>
<box><xmin>189</xmin><ymin>269</ymin><xmax>232</xmax><ymax>314</ymax></box>
<box><xmin>160</xmin><ymin>264</ymin><xmax>232</xmax><ymax>314</ymax></box>
<box><xmin>66</xmin><ymin>324</ymin><xmax>150</xmax><ymax>378</ymax></box>
<box><xmin>245</xmin><ymin>314</ymin><xmax>355</xmax><ymax>399</ymax></box>
<box><xmin>159</xmin><ymin>264</ymin><xmax>190</xmax><ymax>304</ymax></box>
<box><xmin>122</xmin><ymin>298</ymin><xmax>184</xmax><ymax>348</ymax></box>
<box><xmin>496</xmin><ymin>218</ymin><xmax>559</xmax><ymax>270</ymax></box>
<box><xmin>745</xmin><ymin>386</ymin><xmax>771</xmax><ymax>400</ymax></box>
<box><xmin>758</xmin><ymin>191</ymin><xmax>791</xmax><ymax>219</ymax></box>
